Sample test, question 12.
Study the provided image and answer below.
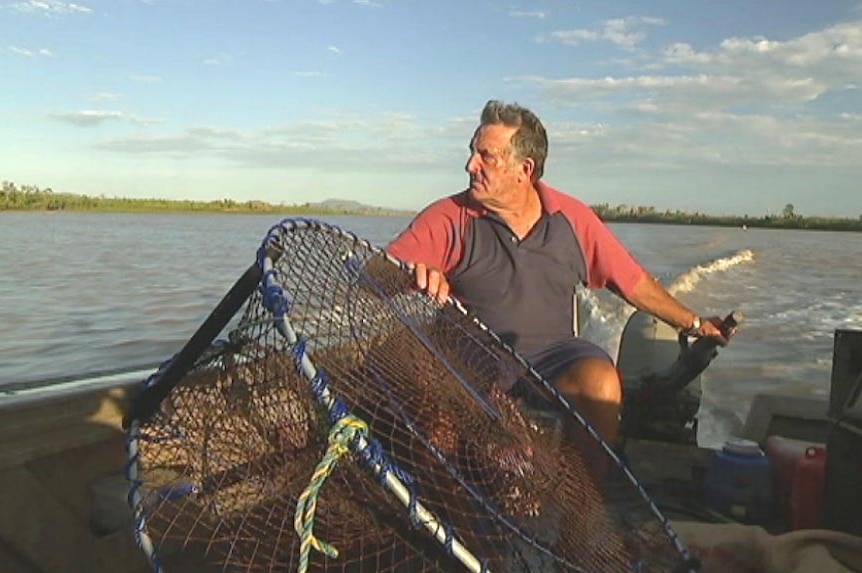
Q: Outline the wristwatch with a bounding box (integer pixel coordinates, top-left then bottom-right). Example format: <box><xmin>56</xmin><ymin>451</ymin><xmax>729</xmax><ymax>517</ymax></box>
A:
<box><xmin>682</xmin><ymin>316</ymin><xmax>701</xmax><ymax>336</ymax></box>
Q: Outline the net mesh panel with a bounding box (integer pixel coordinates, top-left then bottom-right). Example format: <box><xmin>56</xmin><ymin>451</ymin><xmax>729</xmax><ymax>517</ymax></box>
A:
<box><xmin>132</xmin><ymin>219</ymin><xmax>695</xmax><ymax>573</ymax></box>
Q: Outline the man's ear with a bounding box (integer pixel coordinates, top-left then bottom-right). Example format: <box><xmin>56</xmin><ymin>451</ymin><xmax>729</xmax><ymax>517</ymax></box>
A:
<box><xmin>520</xmin><ymin>157</ymin><xmax>536</xmax><ymax>182</ymax></box>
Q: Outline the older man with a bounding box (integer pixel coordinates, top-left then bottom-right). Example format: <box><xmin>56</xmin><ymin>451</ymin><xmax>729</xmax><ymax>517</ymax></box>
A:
<box><xmin>387</xmin><ymin>100</ymin><xmax>726</xmax><ymax>446</ymax></box>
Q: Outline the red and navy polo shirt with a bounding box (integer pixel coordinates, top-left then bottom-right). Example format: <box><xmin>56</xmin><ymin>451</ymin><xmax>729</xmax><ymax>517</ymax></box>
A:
<box><xmin>387</xmin><ymin>182</ymin><xmax>646</xmax><ymax>357</ymax></box>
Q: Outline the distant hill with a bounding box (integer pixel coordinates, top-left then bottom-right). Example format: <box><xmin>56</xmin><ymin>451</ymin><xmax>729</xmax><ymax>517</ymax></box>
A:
<box><xmin>307</xmin><ymin>198</ymin><xmax>416</xmax><ymax>217</ymax></box>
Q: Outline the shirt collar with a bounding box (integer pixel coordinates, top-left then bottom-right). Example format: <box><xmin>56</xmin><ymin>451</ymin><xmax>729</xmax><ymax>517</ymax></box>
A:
<box><xmin>460</xmin><ymin>180</ymin><xmax>561</xmax><ymax>216</ymax></box>
<box><xmin>535</xmin><ymin>180</ymin><xmax>563</xmax><ymax>214</ymax></box>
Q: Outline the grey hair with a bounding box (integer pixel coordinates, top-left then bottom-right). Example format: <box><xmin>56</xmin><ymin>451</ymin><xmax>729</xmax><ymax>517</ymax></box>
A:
<box><xmin>480</xmin><ymin>100</ymin><xmax>548</xmax><ymax>181</ymax></box>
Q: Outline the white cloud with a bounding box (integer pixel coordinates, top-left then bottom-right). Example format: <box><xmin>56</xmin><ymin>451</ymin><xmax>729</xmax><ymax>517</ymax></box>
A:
<box><xmin>49</xmin><ymin>109</ymin><xmax>163</xmax><ymax>127</ymax></box>
<box><xmin>663</xmin><ymin>43</ymin><xmax>713</xmax><ymax>65</ymax></box>
<box><xmin>550</xmin><ymin>16</ymin><xmax>664</xmax><ymax>48</ymax></box>
<box><xmin>547</xmin><ymin>111</ymin><xmax>862</xmax><ymax>174</ymax></box>
<box><xmin>93</xmin><ymin>113</ymin><xmax>463</xmax><ymax>173</ymax></box>
<box><xmin>203</xmin><ymin>53</ymin><xmax>233</xmax><ymax>66</ymax></box>
<box><xmin>8</xmin><ymin>45</ymin><xmax>53</xmax><ymax>57</ymax></box>
<box><xmin>96</xmin><ymin>134</ymin><xmax>214</xmax><ymax>154</ymax></box>
<box><xmin>316</xmin><ymin>0</ymin><xmax>384</xmax><ymax>5</ymax></box>
<box><xmin>89</xmin><ymin>92</ymin><xmax>122</xmax><ymax>102</ymax></box>
<box><xmin>9</xmin><ymin>46</ymin><xmax>34</xmax><ymax>56</ymax></box>
<box><xmin>10</xmin><ymin>0</ymin><xmax>91</xmax><ymax>14</ymax></box>
<box><xmin>510</xmin><ymin>10</ymin><xmax>547</xmax><ymax>20</ymax></box>
<box><xmin>327</xmin><ymin>45</ymin><xmax>342</xmax><ymax>54</ymax></box>
<box><xmin>522</xmin><ymin>21</ymin><xmax>862</xmax><ymax>115</ymax></box>
<box><xmin>49</xmin><ymin>110</ymin><xmax>126</xmax><ymax>127</ymax></box>
<box><xmin>661</xmin><ymin>21</ymin><xmax>862</xmax><ymax>84</ymax></box>
<box><xmin>519</xmin><ymin>73</ymin><xmax>826</xmax><ymax>110</ymax></box>
<box><xmin>187</xmin><ymin>126</ymin><xmax>244</xmax><ymax>140</ymax></box>
<box><xmin>129</xmin><ymin>74</ymin><xmax>163</xmax><ymax>84</ymax></box>
<box><xmin>550</xmin><ymin>29</ymin><xmax>599</xmax><ymax>44</ymax></box>
<box><xmin>510</xmin><ymin>20</ymin><xmax>862</xmax><ymax>175</ymax></box>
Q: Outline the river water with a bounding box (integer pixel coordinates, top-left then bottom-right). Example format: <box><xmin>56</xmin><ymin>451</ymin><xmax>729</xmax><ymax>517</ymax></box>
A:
<box><xmin>2</xmin><ymin>211</ymin><xmax>861</xmax><ymax>445</ymax></box>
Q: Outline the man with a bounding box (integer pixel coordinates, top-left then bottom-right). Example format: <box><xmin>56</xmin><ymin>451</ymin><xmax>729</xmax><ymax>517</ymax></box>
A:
<box><xmin>386</xmin><ymin>100</ymin><xmax>728</xmax><ymax>447</ymax></box>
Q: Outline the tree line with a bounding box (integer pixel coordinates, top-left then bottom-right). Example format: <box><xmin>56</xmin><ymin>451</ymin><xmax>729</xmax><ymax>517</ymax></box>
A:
<box><xmin>2</xmin><ymin>181</ymin><xmax>861</xmax><ymax>232</ymax></box>
<box><xmin>0</xmin><ymin>181</ymin><xmax>410</xmax><ymax>216</ymax></box>
<box><xmin>592</xmin><ymin>202</ymin><xmax>862</xmax><ymax>232</ymax></box>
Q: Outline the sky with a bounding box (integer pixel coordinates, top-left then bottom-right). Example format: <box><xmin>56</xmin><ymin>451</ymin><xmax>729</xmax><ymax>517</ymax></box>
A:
<box><xmin>2</xmin><ymin>0</ymin><xmax>862</xmax><ymax>217</ymax></box>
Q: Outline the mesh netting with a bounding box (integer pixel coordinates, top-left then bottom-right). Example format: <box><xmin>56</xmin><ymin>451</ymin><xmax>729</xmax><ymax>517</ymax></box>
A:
<box><xmin>127</xmin><ymin>218</ymin><xmax>697</xmax><ymax>573</ymax></box>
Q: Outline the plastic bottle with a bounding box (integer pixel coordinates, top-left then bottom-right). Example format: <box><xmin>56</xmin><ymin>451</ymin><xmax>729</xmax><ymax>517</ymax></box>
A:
<box><xmin>703</xmin><ymin>437</ymin><xmax>774</xmax><ymax>522</ymax></box>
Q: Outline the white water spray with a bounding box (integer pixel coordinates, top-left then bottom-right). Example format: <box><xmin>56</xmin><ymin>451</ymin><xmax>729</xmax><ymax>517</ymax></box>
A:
<box><xmin>668</xmin><ymin>249</ymin><xmax>755</xmax><ymax>296</ymax></box>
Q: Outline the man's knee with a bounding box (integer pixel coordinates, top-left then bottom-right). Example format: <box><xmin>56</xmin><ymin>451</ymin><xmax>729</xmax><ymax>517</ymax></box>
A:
<box><xmin>552</xmin><ymin>357</ymin><xmax>621</xmax><ymax>446</ymax></box>
<box><xmin>553</xmin><ymin>357</ymin><xmax>621</xmax><ymax>404</ymax></box>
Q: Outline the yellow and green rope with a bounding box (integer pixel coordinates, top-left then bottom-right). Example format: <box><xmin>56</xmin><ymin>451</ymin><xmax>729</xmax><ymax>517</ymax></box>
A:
<box><xmin>294</xmin><ymin>414</ymin><xmax>369</xmax><ymax>573</ymax></box>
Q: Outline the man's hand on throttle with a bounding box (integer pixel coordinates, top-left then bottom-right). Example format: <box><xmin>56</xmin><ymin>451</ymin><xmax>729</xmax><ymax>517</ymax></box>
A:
<box><xmin>687</xmin><ymin>315</ymin><xmax>737</xmax><ymax>346</ymax></box>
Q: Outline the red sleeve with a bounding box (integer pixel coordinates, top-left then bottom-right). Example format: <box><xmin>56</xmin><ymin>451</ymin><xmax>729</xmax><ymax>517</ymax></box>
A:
<box><xmin>559</xmin><ymin>195</ymin><xmax>646</xmax><ymax>298</ymax></box>
<box><xmin>386</xmin><ymin>194</ymin><xmax>466</xmax><ymax>273</ymax></box>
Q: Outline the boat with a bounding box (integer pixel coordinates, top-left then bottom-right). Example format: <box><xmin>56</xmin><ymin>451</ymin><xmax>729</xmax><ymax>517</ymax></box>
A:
<box><xmin>614</xmin><ymin>311</ymin><xmax>862</xmax><ymax>571</ymax></box>
<box><xmin>614</xmin><ymin>310</ymin><xmax>839</xmax><ymax>527</ymax></box>
<box><xmin>0</xmin><ymin>366</ymin><xmax>156</xmax><ymax>572</ymax></box>
<box><xmin>2</xmin><ymin>311</ymin><xmax>861</xmax><ymax>572</ymax></box>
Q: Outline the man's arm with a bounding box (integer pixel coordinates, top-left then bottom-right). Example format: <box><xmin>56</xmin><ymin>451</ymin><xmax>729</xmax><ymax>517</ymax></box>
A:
<box><xmin>624</xmin><ymin>273</ymin><xmax>729</xmax><ymax>343</ymax></box>
<box><xmin>385</xmin><ymin>196</ymin><xmax>468</xmax><ymax>305</ymax></box>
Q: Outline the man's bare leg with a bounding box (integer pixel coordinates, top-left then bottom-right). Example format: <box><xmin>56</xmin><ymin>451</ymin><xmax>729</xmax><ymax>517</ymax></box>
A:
<box><xmin>551</xmin><ymin>356</ymin><xmax>622</xmax><ymax>447</ymax></box>
<box><xmin>548</xmin><ymin>357</ymin><xmax>626</xmax><ymax>552</ymax></box>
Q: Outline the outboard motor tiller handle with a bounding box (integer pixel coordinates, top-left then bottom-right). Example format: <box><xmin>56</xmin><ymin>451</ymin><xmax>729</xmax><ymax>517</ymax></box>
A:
<box><xmin>644</xmin><ymin>310</ymin><xmax>743</xmax><ymax>398</ymax></box>
<box><xmin>620</xmin><ymin>311</ymin><xmax>742</xmax><ymax>444</ymax></box>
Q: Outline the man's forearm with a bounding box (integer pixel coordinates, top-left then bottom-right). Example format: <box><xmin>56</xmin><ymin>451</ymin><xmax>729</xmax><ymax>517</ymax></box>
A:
<box><xmin>624</xmin><ymin>273</ymin><xmax>699</xmax><ymax>332</ymax></box>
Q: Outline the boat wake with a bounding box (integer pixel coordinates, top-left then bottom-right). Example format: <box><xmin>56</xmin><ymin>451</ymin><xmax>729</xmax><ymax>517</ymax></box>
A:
<box><xmin>668</xmin><ymin>249</ymin><xmax>755</xmax><ymax>296</ymax></box>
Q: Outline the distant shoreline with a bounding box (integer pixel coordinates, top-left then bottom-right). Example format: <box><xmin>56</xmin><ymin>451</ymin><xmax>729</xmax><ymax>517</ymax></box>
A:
<box><xmin>2</xmin><ymin>208</ymin><xmax>415</xmax><ymax>216</ymax></box>
<box><xmin>592</xmin><ymin>205</ymin><xmax>862</xmax><ymax>233</ymax></box>
<box><xmin>2</xmin><ymin>182</ymin><xmax>860</xmax><ymax>232</ymax></box>
<box><xmin>0</xmin><ymin>206</ymin><xmax>416</xmax><ymax>216</ymax></box>
<box><xmin>0</xmin><ymin>182</ymin><xmax>416</xmax><ymax>217</ymax></box>
<box><xmin>0</xmin><ymin>204</ymin><xmax>417</xmax><ymax>217</ymax></box>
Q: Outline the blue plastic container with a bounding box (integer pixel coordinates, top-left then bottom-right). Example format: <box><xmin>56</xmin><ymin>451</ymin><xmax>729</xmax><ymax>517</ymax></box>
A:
<box><xmin>703</xmin><ymin>438</ymin><xmax>774</xmax><ymax>522</ymax></box>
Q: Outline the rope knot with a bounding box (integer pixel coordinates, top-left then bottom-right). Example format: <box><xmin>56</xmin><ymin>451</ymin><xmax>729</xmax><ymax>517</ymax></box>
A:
<box><xmin>294</xmin><ymin>414</ymin><xmax>368</xmax><ymax>573</ymax></box>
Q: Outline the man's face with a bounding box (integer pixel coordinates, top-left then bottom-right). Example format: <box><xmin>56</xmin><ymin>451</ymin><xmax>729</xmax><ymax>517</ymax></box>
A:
<box><xmin>465</xmin><ymin>123</ymin><xmax>523</xmax><ymax>207</ymax></box>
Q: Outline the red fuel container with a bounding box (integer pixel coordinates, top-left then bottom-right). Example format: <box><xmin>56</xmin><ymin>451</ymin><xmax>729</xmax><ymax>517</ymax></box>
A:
<box><xmin>764</xmin><ymin>435</ymin><xmax>809</xmax><ymax>516</ymax></box>
<box><xmin>790</xmin><ymin>445</ymin><xmax>827</xmax><ymax>530</ymax></box>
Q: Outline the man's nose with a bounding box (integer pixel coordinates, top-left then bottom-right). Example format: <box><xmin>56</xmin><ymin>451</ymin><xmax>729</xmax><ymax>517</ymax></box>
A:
<box><xmin>465</xmin><ymin>153</ymin><xmax>480</xmax><ymax>173</ymax></box>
